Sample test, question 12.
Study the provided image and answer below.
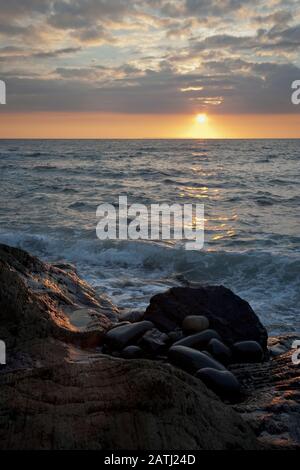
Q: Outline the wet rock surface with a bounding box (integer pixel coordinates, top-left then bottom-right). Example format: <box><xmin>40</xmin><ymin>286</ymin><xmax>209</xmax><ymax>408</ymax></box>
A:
<box><xmin>0</xmin><ymin>243</ymin><xmax>118</xmax><ymax>360</ymax></box>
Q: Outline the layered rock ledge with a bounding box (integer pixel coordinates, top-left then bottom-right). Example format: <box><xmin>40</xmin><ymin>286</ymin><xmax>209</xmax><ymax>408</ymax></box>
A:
<box><xmin>0</xmin><ymin>243</ymin><xmax>299</xmax><ymax>450</ymax></box>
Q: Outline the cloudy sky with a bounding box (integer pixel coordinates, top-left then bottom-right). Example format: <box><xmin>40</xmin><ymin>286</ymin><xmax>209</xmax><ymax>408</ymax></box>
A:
<box><xmin>1</xmin><ymin>0</ymin><xmax>300</xmax><ymax>137</ymax></box>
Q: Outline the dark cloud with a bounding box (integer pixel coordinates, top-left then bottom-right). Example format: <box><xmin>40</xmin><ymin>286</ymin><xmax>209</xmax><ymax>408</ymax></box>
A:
<box><xmin>0</xmin><ymin>0</ymin><xmax>51</xmax><ymax>19</ymax></box>
<box><xmin>70</xmin><ymin>25</ymin><xmax>113</xmax><ymax>44</ymax></box>
<box><xmin>0</xmin><ymin>46</ymin><xmax>82</xmax><ymax>63</ymax></box>
<box><xmin>48</xmin><ymin>0</ymin><xmax>134</xmax><ymax>29</ymax></box>
<box><xmin>184</xmin><ymin>0</ymin><xmax>246</xmax><ymax>15</ymax></box>
<box><xmin>1</xmin><ymin>0</ymin><xmax>300</xmax><ymax>115</ymax></box>
<box><xmin>190</xmin><ymin>25</ymin><xmax>300</xmax><ymax>54</ymax></box>
<box><xmin>253</xmin><ymin>10</ymin><xmax>292</xmax><ymax>26</ymax></box>
<box><xmin>33</xmin><ymin>47</ymin><xmax>82</xmax><ymax>58</ymax></box>
<box><xmin>4</xmin><ymin>59</ymin><xmax>300</xmax><ymax>115</ymax></box>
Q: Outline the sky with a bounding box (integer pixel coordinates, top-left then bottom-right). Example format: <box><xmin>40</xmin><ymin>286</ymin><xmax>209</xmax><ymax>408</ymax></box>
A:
<box><xmin>0</xmin><ymin>0</ymin><xmax>300</xmax><ymax>138</ymax></box>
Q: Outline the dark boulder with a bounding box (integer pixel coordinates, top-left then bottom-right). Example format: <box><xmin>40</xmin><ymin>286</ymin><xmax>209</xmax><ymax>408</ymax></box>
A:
<box><xmin>144</xmin><ymin>286</ymin><xmax>268</xmax><ymax>351</ymax></box>
<box><xmin>173</xmin><ymin>329</ymin><xmax>221</xmax><ymax>350</ymax></box>
<box><xmin>168</xmin><ymin>345</ymin><xmax>226</xmax><ymax>375</ymax></box>
<box><xmin>208</xmin><ymin>338</ymin><xmax>232</xmax><ymax>365</ymax></box>
<box><xmin>195</xmin><ymin>368</ymin><xmax>242</xmax><ymax>403</ymax></box>
<box><xmin>232</xmin><ymin>341</ymin><xmax>264</xmax><ymax>363</ymax></box>
<box><xmin>104</xmin><ymin>321</ymin><xmax>154</xmax><ymax>351</ymax></box>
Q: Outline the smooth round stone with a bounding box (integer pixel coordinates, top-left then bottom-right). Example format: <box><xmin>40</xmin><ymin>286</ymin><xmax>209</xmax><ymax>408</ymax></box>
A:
<box><xmin>104</xmin><ymin>320</ymin><xmax>154</xmax><ymax>351</ymax></box>
<box><xmin>182</xmin><ymin>315</ymin><xmax>209</xmax><ymax>334</ymax></box>
<box><xmin>168</xmin><ymin>345</ymin><xmax>226</xmax><ymax>375</ymax></box>
<box><xmin>121</xmin><ymin>345</ymin><xmax>143</xmax><ymax>359</ymax></box>
<box><xmin>233</xmin><ymin>340</ymin><xmax>264</xmax><ymax>363</ymax></box>
<box><xmin>173</xmin><ymin>329</ymin><xmax>221</xmax><ymax>351</ymax></box>
<box><xmin>208</xmin><ymin>338</ymin><xmax>232</xmax><ymax>365</ymax></box>
<box><xmin>195</xmin><ymin>368</ymin><xmax>241</xmax><ymax>403</ymax></box>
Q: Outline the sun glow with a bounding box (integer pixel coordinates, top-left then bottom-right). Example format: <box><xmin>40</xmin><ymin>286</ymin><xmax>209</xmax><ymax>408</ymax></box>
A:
<box><xmin>196</xmin><ymin>113</ymin><xmax>207</xmax><ymax>124</ymax></box>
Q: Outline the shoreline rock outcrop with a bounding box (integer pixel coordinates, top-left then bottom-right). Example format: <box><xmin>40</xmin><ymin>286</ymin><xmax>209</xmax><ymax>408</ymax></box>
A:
<box><xmin>0</xmin><ymin>243</ymin><xmax>261</xmax><ymax>450</ymax></box>
<box><xmin>0</xmin><ymin>243</ymin><xmax>299</xmax><ymax>450</ymax></box>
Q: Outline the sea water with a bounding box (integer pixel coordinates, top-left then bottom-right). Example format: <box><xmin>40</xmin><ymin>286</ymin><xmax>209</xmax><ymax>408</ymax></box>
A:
<box><xmin>0</xmin><ymin>139</ymin><xmax>299</xmax><ymax>334</ymax></box>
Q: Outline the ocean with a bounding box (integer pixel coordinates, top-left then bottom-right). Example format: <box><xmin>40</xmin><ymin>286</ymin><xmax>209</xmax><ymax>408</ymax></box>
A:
<box><xmin>0</xmin><ymin>139</ymin><xmax>299</xmax><ymax>335</ymax></box>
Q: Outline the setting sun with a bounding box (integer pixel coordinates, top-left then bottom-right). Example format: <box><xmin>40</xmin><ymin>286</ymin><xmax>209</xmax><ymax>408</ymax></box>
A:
<box><xmin>196</xmin><ymin>113</ymin><xmax>207</xmax><ymax>124</ymax></box>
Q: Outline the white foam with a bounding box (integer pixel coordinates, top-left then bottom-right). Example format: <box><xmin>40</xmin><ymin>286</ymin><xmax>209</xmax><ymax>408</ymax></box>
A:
<box><xmin>0</xmin><ymin>229</ymin><xmax>299</xmax><ymax>335</ymax></box>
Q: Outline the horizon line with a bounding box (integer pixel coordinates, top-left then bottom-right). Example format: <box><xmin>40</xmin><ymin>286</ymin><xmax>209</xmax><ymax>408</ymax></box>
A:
<box><xmin>1</xmin><ymin>137</ymin><xmax>300</xmax><ymax>141</ymax></box>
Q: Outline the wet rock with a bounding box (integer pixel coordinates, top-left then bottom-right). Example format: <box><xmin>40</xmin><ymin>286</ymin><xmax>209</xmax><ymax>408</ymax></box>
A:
<box><xmin>173</xmin><ymin>329</ymin><xmax>221</xmax><ymax>350</ymax></box>
<box><xmin>52</xmin><ymin>262</ymin><xmax>77</xmax><ymax>272</ymax></box>
<box><xmin>269</xmin><ymin>345</ymin><xmax>286</xmax><ymax>357</ymax></box>
<box><xmin>139</xmin><ymin>328</ymin><xmax>169</xmax><ymax>355</ymax></box>
<box><xmin>195</xmin><ymin>368</ymin><xmax>242</xmax><ymax>403</ymax></box>
<box><xmin>208</xmin><ymin>338</ymin><xmax>232</xmax><ymax>365</ymax></box>
<box><xmin>268</xmin><ymin>336</ymin><xmax>293</xmax><ymax>358</ymax></box>
<box><xmin>168</xmin><ymin>345</ymin><xmax>226</xmax><ymax>375</ymax></box>
<box><xmin>233</xmin><ymin>341</ymin><xmax>264</xmax><ymax>363</ymax></box>
<box><xmin>104</xmin><ymin>321</ymin><xmax>154</xmax><ymax>351</ymax></box>
<box><xmin>268</xmin><ymin>335</ymin><xmax>296</xmax><ymax>353</ymax></box>
<box><xmin>182</xmin><ymin>315</ymin><xmax>209</xmax><ymax>334</ymax></box>
<box><xmin>0</xmin><ymin>244</ymin><xmax>117</xmax><ymax>354</ymax></box>
<box><xmin>144</xmin><ymin>286</ymin><xmax>268</xmax><ymax>351</ymax></box>
<box><xmin>121</xmin><ymin>345</ymin><xmax>143</xmax><ymax>359</ymax></box>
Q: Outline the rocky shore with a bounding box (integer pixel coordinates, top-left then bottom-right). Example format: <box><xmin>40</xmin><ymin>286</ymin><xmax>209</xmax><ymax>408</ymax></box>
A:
<box><xmin>0</xmin><ymin>243</ymin><xmax>299</xmax><ymax>450</ymax></box>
